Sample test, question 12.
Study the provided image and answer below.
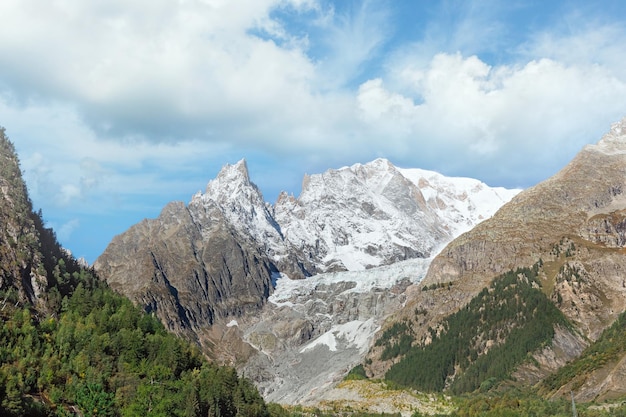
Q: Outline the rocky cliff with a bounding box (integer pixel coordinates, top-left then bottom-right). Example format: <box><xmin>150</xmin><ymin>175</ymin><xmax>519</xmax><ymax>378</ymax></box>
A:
<box><xmin>93</xmin><ymin>190</ymin><xmax>275</xmax><ymax>344</ymax></box>
<box><xmin>367</xmin><ymin>117</ymin><xmax>626</xmax><ymax>401</ymax></box>
<box><xmin>0</xmin><ymin>128</ymin><xmax>48</xmax><ymax>307</ymax></box>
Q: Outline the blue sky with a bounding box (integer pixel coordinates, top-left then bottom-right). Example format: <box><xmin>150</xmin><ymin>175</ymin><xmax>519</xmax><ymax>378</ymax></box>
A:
<box><xmin>1</xmin><ymin>0</ymin><xmax>625</xmax><ymax>263</ymax></box>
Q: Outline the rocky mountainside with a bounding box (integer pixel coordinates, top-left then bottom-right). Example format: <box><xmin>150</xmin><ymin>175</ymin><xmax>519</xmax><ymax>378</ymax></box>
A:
<box><xmin>366</xmin><ymin>117</ymin><xmax>626</xmax><ymax>402</ymax></box>
<box><xmin>94</xmin><ymin>157</ymin><xmax>519</xmax><ymax>391</ymax></box>
<box><xmin>0</xmin><ymin>128</ymin><xmax>48</xmax><ymax>307</ymax></box>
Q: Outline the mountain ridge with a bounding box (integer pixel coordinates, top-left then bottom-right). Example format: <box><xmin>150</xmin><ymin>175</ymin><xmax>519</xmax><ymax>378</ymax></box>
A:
<box><xmin>95</xmin><ymin>157</ymin><xmax>519</xmax><ymax>332</ymax></box>
<box><xmin>364</xmin><ymin>116</ymin><xmax>626</xmax><ymax>402</ymax></box>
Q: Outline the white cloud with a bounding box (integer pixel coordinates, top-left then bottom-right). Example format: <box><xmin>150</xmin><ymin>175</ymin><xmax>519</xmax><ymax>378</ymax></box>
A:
<box><xmin>3</xmin><ymin>98</ymin><xmax>232</xmax><ymax>211</ymax></box>
<box><xmin>56</xmin><ymin>218</ymin><xmax>81</xmax><ymax>242</ymax></box>
<box><xmin>356</xmin><ymin>51</ymin><xmax>626</xmax><ymax>183</ymax></box>
<box><xmin>0</xmin><ymin>0</ymin><xmax>323</xmax><ymax>143</ymax></box>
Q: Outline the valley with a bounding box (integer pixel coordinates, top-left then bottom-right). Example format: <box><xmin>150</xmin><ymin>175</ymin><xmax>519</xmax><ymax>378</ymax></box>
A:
<box><xmin>2</xmin><ymin>119</ymin><xmax>626</xmax><ymax>416</ymax></box>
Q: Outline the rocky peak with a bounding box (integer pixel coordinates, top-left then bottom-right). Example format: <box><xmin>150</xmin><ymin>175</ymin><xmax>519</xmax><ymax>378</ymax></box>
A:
<box><xmin>203</xmin><ymin>159</ymin><xmax>257</xmax><ymax>204</ymax></box>
<box><xmin>208</xmin><ymin>158</ymin><xmax>250</xmax><ymax>187</ymax></box>
<box><xmin>192</xmin><ymin>159</ymin><xmax>283</xmax><ymax>249</ymax></box>
<box><xmin>591</xmin><ymin>116</ymin><xmax>626</xmax><ymax>154</ymax></box>
<box><xmin>275</xmin><ymin>190</ymin><xmax>296</xmax><ymax>206</ymax></box>
<box><xmin>274</xmin><ymin>159</ymin><xmax>445</xmax><ymax>273</ymax></box>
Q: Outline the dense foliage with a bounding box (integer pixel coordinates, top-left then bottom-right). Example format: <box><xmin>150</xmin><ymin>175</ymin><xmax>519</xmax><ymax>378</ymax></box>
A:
<box><xmin>374</xmin><ymin>320</ymin><xmax>413</xmax><ymax>361</ymax></box>
<box><xmin>385</xmin><ymin>264</ymin><xmax>569</xmax><ymax>394</ymax></box>
<box><xmin>0</xmin><ymin>129</ymin><xmax>269</xmax><ymax>417</ymax></box>
<box><xmin>0</xmin><ymin>257</ymin><xmax>269</xmax><ymax>417</ymax></box>
<box><xmin>344</xmin><ymin>365</ymin><xmax>368</xmax><ymax>381</ymax></box>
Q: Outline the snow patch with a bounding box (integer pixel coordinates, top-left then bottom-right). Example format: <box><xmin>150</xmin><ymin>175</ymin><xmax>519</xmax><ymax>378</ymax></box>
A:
<box><xmin>300</xmin><ymin>318</ymin><xmax>379</xmax><ymax>354</ymax></box>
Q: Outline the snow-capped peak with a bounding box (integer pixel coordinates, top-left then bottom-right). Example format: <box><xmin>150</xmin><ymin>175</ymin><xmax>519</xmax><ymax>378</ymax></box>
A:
<box><xmin>593</xmin><ymin>116</ymin><xmax>626</xmax><ymax>155</ymax></box>
<box><xmin>399</xmin><ymin>167</ymin><xmax>521</xmax><ymax>235</ymax></box>
<box><xmin>187</xmin><ymin>157</ymin><xmax>520</xmax><ymax>277</ymax></box>
<box><xmin>273</xmin><ymin>158</ymin><xmax>519</xmax><ymax>274</ymax></box>
<box><xmin>205</xmin><ymin>159</ymin><xmax>254</xmax><ymax>198</ymax></box>
<box><xmin>189</xmin><ymin>159</ymin><xmax>283</xmax><ymax>253</ymax></box>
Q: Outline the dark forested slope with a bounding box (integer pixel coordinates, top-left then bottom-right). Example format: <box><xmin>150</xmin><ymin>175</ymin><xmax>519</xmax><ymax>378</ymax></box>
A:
<box><xmin>0</xmin><ymin>127</ymin><xmax>268</xmax><ymax>417</ymax></box>
<box><xmin>382</xmin><ymin>263</ymin><xmax>571</xmax><ymax>394</ymax></box>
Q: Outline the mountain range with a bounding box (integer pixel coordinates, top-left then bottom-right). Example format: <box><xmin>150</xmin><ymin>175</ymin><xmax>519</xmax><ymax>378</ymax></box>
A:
<box><xmin>93</xmin><ymin>156</ymin><xmax>520</xmax><ymax>402</ymax></box>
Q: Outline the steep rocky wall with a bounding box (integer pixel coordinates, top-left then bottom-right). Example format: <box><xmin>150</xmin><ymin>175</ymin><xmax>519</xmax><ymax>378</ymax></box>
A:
<box><xmin>94</xmin><ymin>200</ymin><xmax>273</xmax><ymax>339</ymax></box>
<box><xmin>0</xmin><ymin>128</ymin><xmax>48</xmax><ymax>306</ymax></box>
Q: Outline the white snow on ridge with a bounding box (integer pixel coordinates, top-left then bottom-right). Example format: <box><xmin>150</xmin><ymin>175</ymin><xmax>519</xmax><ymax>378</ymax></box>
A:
<box><xmin>399</xmin><ymin>167</ymin><xmax>521</xmax><ymax>235</ymax></box>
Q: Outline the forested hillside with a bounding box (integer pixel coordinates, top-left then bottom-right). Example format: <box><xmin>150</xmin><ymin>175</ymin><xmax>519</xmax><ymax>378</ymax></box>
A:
<box><xmin>0</xmin><ymin>128</ymin><xmax>268</xmax><ymax>417</ymax></box>
<box><xmin>0</xmin><ymin>266</ymin><xmax>267</xmax><ymax>416</ymax></box>
<box><xmin>381</xmin><ymin>263</ymin><xmax>570</xmax><ymax>394</ymax></box>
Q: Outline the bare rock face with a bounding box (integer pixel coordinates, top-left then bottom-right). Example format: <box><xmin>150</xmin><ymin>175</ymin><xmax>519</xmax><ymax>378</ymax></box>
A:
<box><xmin>0</xmin><ymin>130</ymin><xmax>48</xmax><ymax>307</ymax></box>
<box><xmin>367</xmin><ymin>117</ymin><xmax>626</xmax><ymax>401</ymax></box>
<box><xmin>94</xmin><ymin>175</ymin><xmax>275</xmax><ymax>344</ymax></box>
<box><xmin>512</xmin><ymin>326</ymin><xmax>589</xmax><ymax>386</ymax></box>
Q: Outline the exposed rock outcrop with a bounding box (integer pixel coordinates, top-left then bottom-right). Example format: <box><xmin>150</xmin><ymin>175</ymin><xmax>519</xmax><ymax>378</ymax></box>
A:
<box><xmin>0</xmin><ymin>128</ymin><xmax>48</xmax><ymax>307</ymax></box>
<box><xmin>94</xmin><ymin>191</ymin><xmax>275</xmax><ymax>344</ymax></box>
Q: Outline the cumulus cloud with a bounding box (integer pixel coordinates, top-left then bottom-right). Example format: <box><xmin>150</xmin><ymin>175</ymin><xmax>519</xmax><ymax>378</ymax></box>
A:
<box><xmin>356</xmin><ymin>51</ymin><xmax>626</xmax><ymax>185</ymax></box>
<box><xmin>0</xmin><ymin>0</ymin><xmax>323</xmax><ymax>143</ymax></box>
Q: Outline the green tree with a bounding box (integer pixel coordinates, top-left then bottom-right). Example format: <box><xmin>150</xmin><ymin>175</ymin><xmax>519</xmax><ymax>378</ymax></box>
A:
<box><xmin>75</xmin><ymin>383</ymin><xmax>115</xmax><ymax>417</ymax></box>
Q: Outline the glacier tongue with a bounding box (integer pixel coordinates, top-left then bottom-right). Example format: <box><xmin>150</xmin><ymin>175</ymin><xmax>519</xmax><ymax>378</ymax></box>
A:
<box><xmin>241</xmin><ymin>254</ymin><xmax>439</xmax><ymax>404</ymax></box>
<box><xmin>270</xmin><ymin>256</ymin><xmax>435</xmax><ymax>306</ymax></box>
